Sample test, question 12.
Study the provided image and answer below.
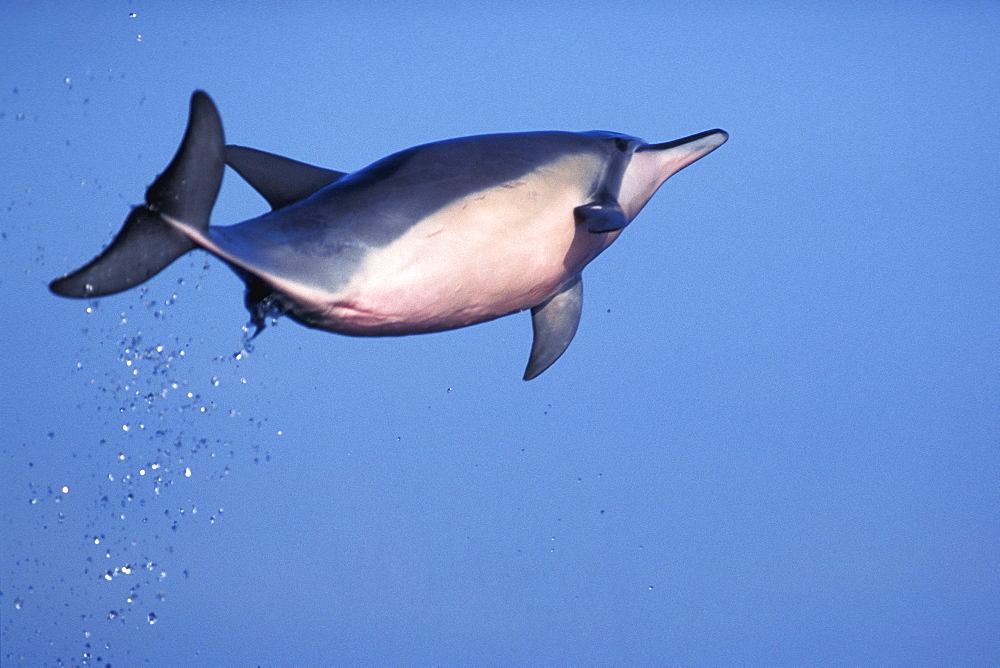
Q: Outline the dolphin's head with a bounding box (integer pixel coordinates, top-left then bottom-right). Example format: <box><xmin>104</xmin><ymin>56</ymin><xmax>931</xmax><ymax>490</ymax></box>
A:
<box><xmin>618</xmin><ymin>129</ymin><xmax>729</xmax><ymax>220</ymax></box>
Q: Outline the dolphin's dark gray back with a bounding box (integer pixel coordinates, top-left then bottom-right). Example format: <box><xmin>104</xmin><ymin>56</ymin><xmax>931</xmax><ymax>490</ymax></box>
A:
<box><xmin>225</xmin><ymin>132</ymin><xmax>616</xmax><ymax>246</ymax></box>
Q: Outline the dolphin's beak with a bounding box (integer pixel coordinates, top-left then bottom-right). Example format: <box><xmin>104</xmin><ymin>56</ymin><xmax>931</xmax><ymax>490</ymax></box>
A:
<box><xmin>637</xmin><ymin>129</ymin><xmax>729</xmax><ymax>159</ymax></box>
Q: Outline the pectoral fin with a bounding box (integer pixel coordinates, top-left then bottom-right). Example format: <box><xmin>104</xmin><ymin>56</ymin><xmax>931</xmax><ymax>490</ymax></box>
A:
<box><xmin>575</xmin><ymin>196</ymin><xmax>628</xmax><ymax>233</ymax></box>
<box><xmin>524</xmin><ymin>276</ymin><xmax>583</xmax><ymax>380</ymax></box>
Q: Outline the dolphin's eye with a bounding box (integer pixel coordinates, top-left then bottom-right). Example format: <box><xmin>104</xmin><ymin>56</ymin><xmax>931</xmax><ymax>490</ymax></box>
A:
<box><xmin>613</xmin><ymin>137</ymin><xmax>629</xmax><ymax>152</ymax></box>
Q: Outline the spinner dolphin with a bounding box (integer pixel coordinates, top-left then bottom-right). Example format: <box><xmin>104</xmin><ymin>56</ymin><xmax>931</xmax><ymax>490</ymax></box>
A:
<box><xmin>51</xmin><ymin>91</ymin><xmax>727</xmax><ymax>379</ymax></box>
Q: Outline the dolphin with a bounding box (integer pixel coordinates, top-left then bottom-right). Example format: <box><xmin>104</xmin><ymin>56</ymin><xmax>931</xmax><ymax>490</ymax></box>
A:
<box><xmin>50</xmin><ymin>91</ymin><xmax>727</xmax><ymax>379</ymax></box>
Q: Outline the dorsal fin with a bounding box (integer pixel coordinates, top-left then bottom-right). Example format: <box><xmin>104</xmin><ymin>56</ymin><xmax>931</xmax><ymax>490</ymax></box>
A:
<box><xmin>225</xmin><ymin>145</ymin><xmax>346</xmax><ymax>210</ymax></box>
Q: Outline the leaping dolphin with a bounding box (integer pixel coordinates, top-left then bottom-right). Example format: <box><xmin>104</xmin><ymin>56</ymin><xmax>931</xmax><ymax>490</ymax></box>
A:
<box><xmin>50</xmin><ymin>91</ymin><xmax>727</xmax><ymax>379</ymax></box>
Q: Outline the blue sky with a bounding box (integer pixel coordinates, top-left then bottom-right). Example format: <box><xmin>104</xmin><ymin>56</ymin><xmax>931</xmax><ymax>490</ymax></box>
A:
<box><xmin>2</xmin><ymin>2</ymin><xmax>998</xmax><ymax>665</ymax></box>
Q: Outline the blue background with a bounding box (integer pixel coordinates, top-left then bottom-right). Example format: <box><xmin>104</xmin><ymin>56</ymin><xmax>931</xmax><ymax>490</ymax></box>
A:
<box><xmin>2</xmin><ymin>2</ymin><xmax>998</xmax><ymax>665</ymax></box>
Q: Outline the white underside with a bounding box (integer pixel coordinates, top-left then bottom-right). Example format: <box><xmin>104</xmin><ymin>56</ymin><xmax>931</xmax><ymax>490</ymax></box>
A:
<box><xmin>169</xmin><ymin>154</ymin><xmax>617</xmax><ymax>336</ymax></box>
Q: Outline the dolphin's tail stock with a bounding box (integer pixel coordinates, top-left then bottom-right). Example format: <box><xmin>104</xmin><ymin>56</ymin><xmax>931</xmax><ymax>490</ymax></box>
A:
<box><xmin>50</xmin><ymin>91</ymin><xmax>225</xmax><ymax>298</ymax></box>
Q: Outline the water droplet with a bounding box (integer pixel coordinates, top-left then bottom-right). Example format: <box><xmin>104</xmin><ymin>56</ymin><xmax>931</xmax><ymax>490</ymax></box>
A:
<box><xmin>147</xmin><ymin>612</ymin><xmax>156</xmax><ymax>624</ymax></box>
<box><xmin>108</xmin><ymin>610</ymin><xmax>118</xmax><ymax>620</ymax></box>
<box><xmin>13</xmin><ymin>597</ymin><xmax>23</xmax><ymax>610</ymax></box>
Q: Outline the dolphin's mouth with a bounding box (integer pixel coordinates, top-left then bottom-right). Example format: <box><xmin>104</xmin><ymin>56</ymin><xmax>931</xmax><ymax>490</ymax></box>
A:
<box><xmin>638</xmin><ymin>129</ymin><xmax>729</xmax><ymax>153</ymax></box>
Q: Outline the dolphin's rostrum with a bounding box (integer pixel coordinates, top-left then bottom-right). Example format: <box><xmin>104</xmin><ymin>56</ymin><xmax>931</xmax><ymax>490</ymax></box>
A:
<box><xmin>51</xmin><ymin>92</ymin><xmax>727</xmax><ymax>379</ymax></box>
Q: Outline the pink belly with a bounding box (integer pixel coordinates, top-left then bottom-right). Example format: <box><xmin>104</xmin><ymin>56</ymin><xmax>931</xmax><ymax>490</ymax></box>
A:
<box><xmin>323</xmin><ymin>206</ymin><xmax>617</xmax><ymax>336</ymax></box>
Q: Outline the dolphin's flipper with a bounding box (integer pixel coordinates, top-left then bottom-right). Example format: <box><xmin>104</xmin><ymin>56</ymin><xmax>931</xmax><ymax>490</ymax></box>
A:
<box><xmin>575</xmin><ymin>195</ymin><xmax>628</xmax><ymax>233</ymax></box>
<box><xmin>524</xmin><ymin>276</ymin><xmax>583</xmax><ymax>380</ymax></box>
<box><xmin>225</xmin><ymin>145</ymin><xmax>346</xmax><ymax>211</ymax></box>
<box><xmin>50</xmin><ymin>91</ymin><xmax>224</xmax><ymax>298</ymax></box>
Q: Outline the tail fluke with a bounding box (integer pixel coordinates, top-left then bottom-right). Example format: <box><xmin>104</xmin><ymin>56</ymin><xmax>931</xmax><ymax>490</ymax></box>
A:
<box><xmin>50</xmin><ymin>91</ymin><xmax>225</xmax><ymax>298</ymax></box>
<box><xmin>50</xmin><ymin>205</ymin><xmax>200</xmax><ymax>298</ymax></box>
